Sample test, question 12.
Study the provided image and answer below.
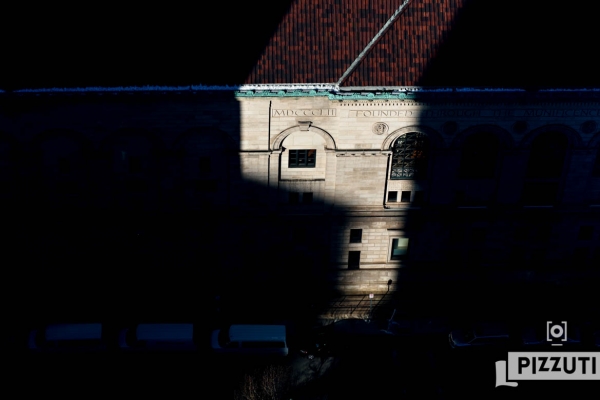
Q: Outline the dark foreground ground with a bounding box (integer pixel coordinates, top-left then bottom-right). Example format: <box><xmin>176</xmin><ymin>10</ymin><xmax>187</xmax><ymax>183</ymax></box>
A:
<box><xmin>5</xmin><ymin>271</ymin><xmax>599</xmax><ymax>399</ymax></box>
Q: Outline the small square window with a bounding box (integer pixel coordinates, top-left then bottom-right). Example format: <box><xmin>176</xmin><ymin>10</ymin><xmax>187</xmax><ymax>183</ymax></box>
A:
<box><xmin>302</xmin><ymin>192</ymin><xmax>313</xmax><ymax>204</ymax></box>
<box><xmin>349</xmin><ymin>229</ymin><xmax>362</xmax><ymax>243</ymax></box>
<box><xmin>401</xmin><ymin>191</ymin><xmax>411</xmax><ymax>203</ymax></box>
<box><xmin>592</xmin><ymin>151</ymin><xmax>600</xmax><ymax>177</ymax></box>
<box><xmin>58</xmin><ymin>157</ymin><xmax>71</xmax><ymax>174</ymax></box>
<box><xmin>467</xmin><ymin>248</ymin><xmax>484</xmax><ymax>264</ymax></box>
<box><xmin>288</xmin><ymin>149</ymin><xmax>316</xmax><ymax>168</ymax></box>
<box><xmin>196</xmin><ymin>179</ymin><xmax>218</xmax><ymax>192</ymax></box>
<box><xmin>521</xmin><ymin>182</ymin><xmax>558</xmax><ymax>205</ymax></box>
<box><xmin>536</xmin><ymin>225</ymin><xmax>552</xmax><ymax>242</ymax></box>
<box><xmin>514</xmin><ymin>227</ymin><xmax>530</xmax><ymax>242</ymax></box>
<box><xmin>531</xmin><ymin>248</ymin><xmax>547</xmax><ymax>263</ymax></box>
<box><xmin>390</xmin><ymin>238</ymin><xmax>409</xmax><ymax>260</ymax></box>
<box><xmin>573</xmin><ymin>247</ymin><xmax>589</xmax><ymax>263</ymax></box>
<box><xmin>293</xmin><ymin>226</ymin><xmax>307</xmax><ymax>243</ymax></box>
<box><xmin>126</xmin><ymin>178</ymin><xmax>148</xmax><ymax>192</ymax></box>
<box><xmin>578</xmin><ymin>226</ymin><xmax>593</xmax><ymax>240</ymax></box>
<box><xmin>199</xmin><ymin>157</ymin><xmax>211</xmax><ymax>173</ymax></box>
<box><xmin>348</xmin><ymin>251</ymin><xmax>360</xmax><ymax>269</ymax></box>
<box><xmin>470</xmin><ymin>227</ymin><xmax>487</xmax><ymax>244</ymax></box>
<box><xmin>413</xmin><ymin>191</ymin><xmax>425</xmax><ymax>205</ymax></box>
<box><xmin>57</xmin><ymin>180</ymin><xmax>78</xmax><ymax>193</ymax></box>
<box><xmin>289</xmin><ymin>192</ymin><xmax>299</xmax><ymax>204</ymax></box>
<box><xmin>593</xmin><ymin>247</ymin><xmax>600</xmax><ymax>263</ymax></box>
<box><xmin>387</xmin><ymin>191</ymin><xmax>398</xmax><ymax>202</ymax></box>
<box><xmin>128</xmin><ymin>156</ymin><xmax>142</xmax><ymax>174</ymax></box>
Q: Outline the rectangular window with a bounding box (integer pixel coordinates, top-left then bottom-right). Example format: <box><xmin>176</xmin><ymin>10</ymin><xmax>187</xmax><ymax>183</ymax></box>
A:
<box><xmin>293</xmin><ymin>226</ymin><xmax>307</xmax><ymax>243</ymax></box>
<box><xmin>573</xmin><ymin>247</ymin><xmax>589</xmax><ymax>262</ymax></box>
<box><xmin>57</xmin><ymin>181</ymin><xmax>78</xmax><ymax>193</ymax></box>
<box><xmin>349</xmin><ymin>229</ymin><xmax>362</xmax><ymax>243</ymax></box>
<box><xmin>591</xmin><ymin>152</ymin><xmax>600</xmax><ymax>177</ymax></box>
<box><xmin>387</xmin><ymin>191</ymin><xmax>398</xmax><ymax>202</ymax></box>
<box><xmin>288</xmin><ymin>150</ymin><xmax>316</xmax><ymax>168</ymax></box>
<box><xmin>348</xmin><ymin>251</ymin><xmax>360</xmax><ymax>270</ymax></box>
<box><xmin>413</xmin><ymin>190</ymin><xmax>425</xmax><ymax>205</ymax></box>
<box><xmin>128</xmin><ymin>156</ymin><xmax>142</xmax><ymax>174</ymax></box>
<box><xmin>195</xmin><ymin>179</ymin><xmax>218</xmax><ymax>192</ymax></box>
<box><xmin>401</xmin><ymin>191</ymin><xmax>411</xmax><ymax>203</ymax></box>
<box><xmin>289</xmin><ymin>192</ymin><xmax>299</xmax><ymax>204</ymax></box>
<box><xmin>593</xmin><ymin>247</ymin><xmax>600</xmax><ymax>263</ymax></box>
<box><xmin>514</xmin><ymin>226</ymin><xmax>530</xmax><ymax>242</ymax></box>
<box><xmin>470</xmin><ymin>227</ymin><xmax>487</xmax><ymax>245</ymax></box>
<box><xmin>302</xmin><ymin>192</ymin><xmax>313</xmax><ymax>204</ymax></box>
<box><xmin>578</xmin><ymin>226</ymin><xmax>593</xmax><ymax>240</ymax></box>
<box><xmin>126</xmin><ymin>178</ymin><xmax>148</xmax><ymax>192</ymax></box>
<box><xmin>58</xmin><ymin>157</ymin><xmax>71</xmax><ymax>174</ymax></box>
<box><xmin>390</xmin><ymin>238</ymin><xmax>409</xmax><ymax>260</ymax></box>
<box><xmin>522</xmin><ymin>182</ymin><xmax>559</xmax><ymax>205</ymax></box>
<box><xmin>199</xmin><ymin>157</ymin><xmax>211</xmax><ymax>173</ymax></box>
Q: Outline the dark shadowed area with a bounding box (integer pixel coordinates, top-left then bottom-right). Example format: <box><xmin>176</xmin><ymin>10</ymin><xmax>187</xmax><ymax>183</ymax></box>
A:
<box><xmin>2</xmin><ymin>2</ymin><xmax>600</xmax><ymax>399</ymax></box>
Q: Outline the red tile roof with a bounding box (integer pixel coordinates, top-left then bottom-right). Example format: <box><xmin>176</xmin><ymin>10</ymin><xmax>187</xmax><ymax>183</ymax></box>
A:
<box><xmin>245</xmin><ymin>0</ymin><xmax>406</xmax><ymax>84</ymax></box>
<box><xmin>343</xmin><ymin>0</ymin><xmax>469</xmax><ymax>87</ymax></box>
<box><xmin>245</xmin><ymin>0</ymin><xmax>600</xmax><ymax>88</ymax></box>
<box><xmin>245</xmin><ymin>0</ymin><xmax>468</xmax><ymax>86</ymax></box>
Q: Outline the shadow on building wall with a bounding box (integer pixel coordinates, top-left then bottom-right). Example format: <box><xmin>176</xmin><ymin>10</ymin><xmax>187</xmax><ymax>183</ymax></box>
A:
<box><xmin>1</xmin><ymin>1</ymin><xmax>599</xmax><ymax>333</ymax></box>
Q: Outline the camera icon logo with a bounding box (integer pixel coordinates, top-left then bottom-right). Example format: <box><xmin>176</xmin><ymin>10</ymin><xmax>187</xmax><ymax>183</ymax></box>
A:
<box><xmin>546</xmin><ymin>321</ymin><xmax>567</xmax><ymax>346</ymax></box>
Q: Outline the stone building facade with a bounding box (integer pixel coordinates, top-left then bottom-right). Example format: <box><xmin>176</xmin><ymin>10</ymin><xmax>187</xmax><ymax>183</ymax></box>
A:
<box><xmin>2</xmin><ymin>87</ymin><xmax>599</xmax><ymax>295</ymax></box>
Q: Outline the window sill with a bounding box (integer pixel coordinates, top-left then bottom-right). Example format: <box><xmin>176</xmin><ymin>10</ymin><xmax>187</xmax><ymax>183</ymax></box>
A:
<box><xmin>385</xmin><ymin>203</ymin><xmax>422</xmax><ymax>209</ymax></box>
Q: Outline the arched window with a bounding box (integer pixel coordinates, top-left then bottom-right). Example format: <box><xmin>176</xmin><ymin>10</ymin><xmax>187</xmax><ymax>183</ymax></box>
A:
<box><xmin>525</xmin><ymin>131</ymin><xmax>568</xmax><ymax>179</ymax></box>
<box><xmin>458</xmin><ymin>132</ymin><xmax>499</xmax><ymax>179</ymax></box>
<box><xmin>592</xmin><ymin>147</ymin><xmax>600</xmax><ymax>177</ymax></box>
<box><xmin>391</xmin><ymin>132</ymin><xmax>429</xmax><ymax>179</ymax></box>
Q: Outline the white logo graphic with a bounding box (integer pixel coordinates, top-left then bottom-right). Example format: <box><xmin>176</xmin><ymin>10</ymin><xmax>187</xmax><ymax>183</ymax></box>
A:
<box><xmin>496</xmin><ymin>352</ymin><xmax>599</xmax><ymax>387</ymax></box>
<box><xmin>547</xmin><ymin>321</ymin><xmax>568</xmax><ymax>345</ymax></box>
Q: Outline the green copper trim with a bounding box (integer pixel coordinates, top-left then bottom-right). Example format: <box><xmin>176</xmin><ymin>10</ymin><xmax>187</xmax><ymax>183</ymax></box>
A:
<box><xmin>235</xmin><ymin>90</ymin><xmax>416</xmax><ymax>100</ymax></box>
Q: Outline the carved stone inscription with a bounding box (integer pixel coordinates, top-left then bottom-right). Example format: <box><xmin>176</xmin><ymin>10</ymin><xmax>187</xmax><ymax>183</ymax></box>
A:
<box><xmin>348</xmin><ymin>109</ymin><xmax>600</xmax><ymax>118</ymax></box>
<box><xmin>272</xmin><ymin>109</ymin><xmax>336</xmax><ymax>117</ymax></box>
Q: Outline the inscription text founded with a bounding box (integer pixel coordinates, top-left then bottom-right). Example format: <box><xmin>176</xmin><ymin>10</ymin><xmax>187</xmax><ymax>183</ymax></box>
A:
<box><xmin>272</xmin><ymin>109</ymin><xmax>336</xmax><ymax>117</ymax></box>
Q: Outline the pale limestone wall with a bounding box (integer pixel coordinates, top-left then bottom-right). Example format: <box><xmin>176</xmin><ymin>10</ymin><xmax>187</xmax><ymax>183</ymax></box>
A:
<box><xmin>2</xmin><ymin>92</ymin><xmax>600</xmax><ymax>294</ymax></box>
<box><xmin>330</xmin><ymin>216</ymin><xmax>409</xmax><ymax>267</ymax></box>
<box><xmin>332</xmin><ymin>153</ymin><xmax>389</xmax><ymax>208</ymax></box>
<box><xmin>328</xmin><ymin>269</ymin><xmax>398</xmax><ymax>293</ymax></box>
<box><xmin>280</xmin><ymin>131</ymin><xmax>327</xmax><ymax>180</ymax></box>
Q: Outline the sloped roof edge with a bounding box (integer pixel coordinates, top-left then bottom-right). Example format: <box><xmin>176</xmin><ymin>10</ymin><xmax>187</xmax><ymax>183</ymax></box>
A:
<box><xmin>337</xmin><ymin>0</ymin><xmax>411</xmax><ymax>86</ymax></box>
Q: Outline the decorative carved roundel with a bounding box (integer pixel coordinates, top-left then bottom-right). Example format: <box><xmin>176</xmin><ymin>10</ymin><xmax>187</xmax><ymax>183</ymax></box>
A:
<box><xmin>512</xmin><ymin>120</ymin><xmax>528</xmax><ymax>134</ymax></box>
<box><xmin>372</xmin><ymin>122</ymin><xmax>389</xmax><ymax>135</ymax></box>
<box><xmin>581</xmin><ymin>120</ymin><xmax>597</xmax><ymax>134</ymax></box>
<box><xmin>442</xmin><ymin>121</ymin><xmax>458</xmax><ymax>135</ymax></box>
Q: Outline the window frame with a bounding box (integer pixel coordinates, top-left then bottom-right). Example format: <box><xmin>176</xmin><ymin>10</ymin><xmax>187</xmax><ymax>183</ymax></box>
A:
<box><xmin>390</xmin><ymin>132</ymin><xmax>429</xmax><ymax>180</ymax></box>
<box><xmin>288</xmin><ymin>149</ymin><xmax>316</xmax><ymax>168</ymax></box>
<box><xmin>348</xmin><ymin>251</ymin><xmax>360</xmax><ymax>270</ymax></box>
<box><xmin>389</xmin><ymin>237</ymin><xmax>409</xmax><ymax>261</ymax></box>
<box><xmin>349</xmin><ymin>229</ymin><xmax>362</xmax><ymax>244</ymax></box>
<box><xmin>387</xmin><ymin>191</ymin><xmax>398</xmax><ymax>203</ymax></box>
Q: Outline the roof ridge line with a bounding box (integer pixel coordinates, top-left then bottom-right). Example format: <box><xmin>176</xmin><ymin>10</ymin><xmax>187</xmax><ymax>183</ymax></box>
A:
<box><xmin>336</xmin><ymin>0</ymin><xmax>412</xmax><ymax>86</ymax></box>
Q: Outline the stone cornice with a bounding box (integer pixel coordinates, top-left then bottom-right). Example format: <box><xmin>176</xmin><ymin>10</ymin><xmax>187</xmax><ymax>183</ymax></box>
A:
<box><xmin>3</xmin><ymin>85</ymin><xmax>600</xmax><ymax>104</ymax></box>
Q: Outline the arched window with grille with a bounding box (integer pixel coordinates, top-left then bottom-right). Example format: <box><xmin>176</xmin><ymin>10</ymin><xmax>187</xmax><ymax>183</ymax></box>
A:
<box><xmin>525</xmin><ymin>131</ymin><xmax>568</xmax><ymax>179</ymax></box>
<box><xmin>458</xmin><ymin>132</ymin><xmax>499</xmax><ymax>179</ymax></box>
<box><xmin>592</xmin><ymin>147</ymin><xmax>600</xmax><ymax>177</ymax></box>
<box><xmin>522</xmin><ymin>131</ymin><xmax>568</xmax><ymax>205</ymax></box>
<box><xmin>391</xmin><ymin>132</ymin><xmax>430</xmax><ymax>179</ymax></box>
